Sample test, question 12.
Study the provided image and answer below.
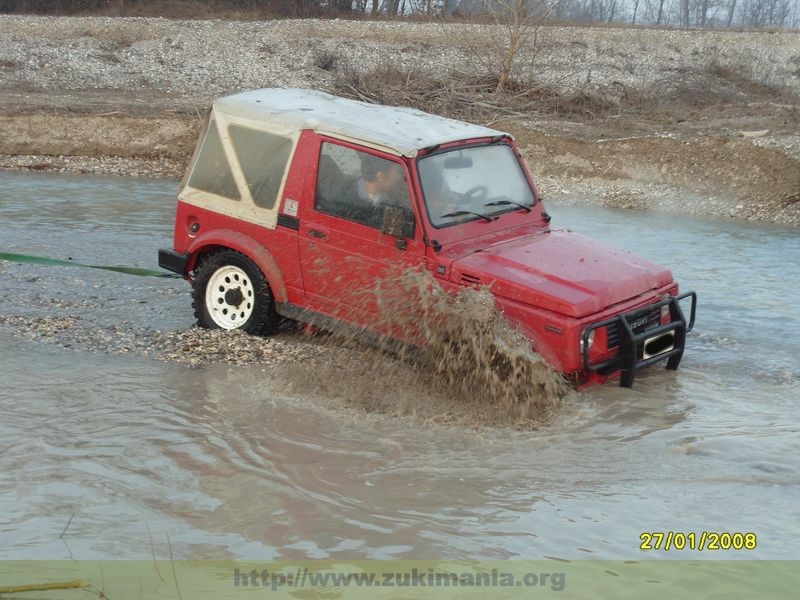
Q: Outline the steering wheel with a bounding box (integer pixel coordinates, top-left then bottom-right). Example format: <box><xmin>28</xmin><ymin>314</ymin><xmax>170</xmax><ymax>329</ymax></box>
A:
<box><xmin>462</xmin><ymin>185</ymin><xmax>488</xmax><ymax>203</ymax></box>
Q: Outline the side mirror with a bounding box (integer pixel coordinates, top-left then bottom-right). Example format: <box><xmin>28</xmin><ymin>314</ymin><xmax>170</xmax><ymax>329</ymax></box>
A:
<box><xmin>381</xmin><ymin>205</ymin><xmax>412</xmax><ymax>249</ymax></box>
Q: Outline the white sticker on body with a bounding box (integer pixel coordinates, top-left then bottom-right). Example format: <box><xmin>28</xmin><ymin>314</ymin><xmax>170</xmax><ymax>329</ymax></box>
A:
<box><xmin>284</xmin><ymin>198</ymin><xmax>299</xmax><ymax>217</ymax></box>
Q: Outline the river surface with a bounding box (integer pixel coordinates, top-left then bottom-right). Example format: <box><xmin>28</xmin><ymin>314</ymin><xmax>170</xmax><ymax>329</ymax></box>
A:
<box><xmin>0</xmin><ymin>171</ymin><xmax>798</xmax><ymax>560</ymax></box>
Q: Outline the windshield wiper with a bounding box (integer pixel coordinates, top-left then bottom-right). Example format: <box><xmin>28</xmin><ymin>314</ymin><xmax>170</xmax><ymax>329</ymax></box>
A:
<box><xmin>484</xmin><ymin>199</ymin><xmax>532</xmax><ymax>213</ymax></box>
<box><xmin>440</xmin><ymin>210</ymin><xmax>495</xmax><ymax>223</ymax></box>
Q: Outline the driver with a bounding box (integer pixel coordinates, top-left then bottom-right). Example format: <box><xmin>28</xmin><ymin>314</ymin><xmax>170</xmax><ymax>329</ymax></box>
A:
<box><xmin>357</xmin><ymin>154</ymin><xmax>407</xmax><ymax>210</ymax></box>
<box><xmin>332</xmin><ymin>153</ymin><xmax>410</xmax><ymax>228</ymax></box>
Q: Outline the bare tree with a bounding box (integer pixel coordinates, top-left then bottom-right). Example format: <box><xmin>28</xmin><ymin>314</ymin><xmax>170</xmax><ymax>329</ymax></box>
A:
<box><xmin>699</xmin><ymin>0</ymin><xmax>709</xmax><ymax>24</ymax></box>
<box><xmin>494</xmin><ymin>0</ymin><xmax>527</xmax><ymax>93</ymax></box>
<box><xmin>474</xmin><ymin>0</ymin><xmax>550</xmax><ymax>94</ymax></box>
<box><xmin>656</xmin><ymin>0</ymin><xmax>667</xmax><ymax>24</ymax></box>
<box><xmin>726</xmin><ymin>0</ymin><xmax>737</xmax><ymax>24</ymax></box>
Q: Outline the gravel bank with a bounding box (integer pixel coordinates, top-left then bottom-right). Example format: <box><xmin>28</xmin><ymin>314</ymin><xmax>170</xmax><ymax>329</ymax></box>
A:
<box><xmin>0</xmin><ymin>153</ymin><xmax>184</xmax><ymax>178</ymax></box>
<box><xmin>0</xmin><ymin>15</ymin><xmax>798</xmax><ymax>225</ymax></box>
<box><xmin>2</xmin><ymin>16</ymin><xmax>798</xmax><ymax>99</ymax></box>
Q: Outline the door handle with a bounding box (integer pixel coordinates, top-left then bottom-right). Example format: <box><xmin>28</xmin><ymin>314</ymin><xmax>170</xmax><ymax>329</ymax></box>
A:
<box><xmin>308</xmin><ymin>229</ymin><xmax>327</xmax><ymax>239</ymax></box>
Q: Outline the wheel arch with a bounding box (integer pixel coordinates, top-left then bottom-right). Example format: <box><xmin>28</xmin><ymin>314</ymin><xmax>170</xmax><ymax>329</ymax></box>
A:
<box><xmin>186</xmin><ymin>230</ymin><xmax>288</xmax><ymax>303</ymax></box>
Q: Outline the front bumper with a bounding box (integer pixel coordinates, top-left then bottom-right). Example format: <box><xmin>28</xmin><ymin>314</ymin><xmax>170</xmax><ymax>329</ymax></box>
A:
<box><xmin>581</xmin><ymin>291</ymin><xmax>697</xmax><ymax>388</ymax></box>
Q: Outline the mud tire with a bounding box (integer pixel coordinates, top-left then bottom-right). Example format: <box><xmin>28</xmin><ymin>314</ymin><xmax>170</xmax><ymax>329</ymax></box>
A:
<box><xmin>192</xmin><ymin>250</ymin><xmax>279</xmax><ymax>335</ymax></box>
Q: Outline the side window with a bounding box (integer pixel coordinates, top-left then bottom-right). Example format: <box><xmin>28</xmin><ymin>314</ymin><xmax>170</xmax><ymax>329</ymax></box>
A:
<box><xmin>187</xmin><ymin>117</ymin><xmax>240</xmax><ymax>201</ymax></box>
<box><xmin>229</xmin><ymin>125</ymin><xmax>293</xmax><ymax>210</ymax></box>
<box><xmin>315</xmin><ymin>142</ymin><xmax>414</xmax><ymax>236</ymax></box>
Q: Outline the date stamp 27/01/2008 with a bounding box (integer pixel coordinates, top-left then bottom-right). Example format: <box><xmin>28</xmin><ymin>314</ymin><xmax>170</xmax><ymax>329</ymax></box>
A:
<box><xmin>640</xmin><ymin>531</ymin><xmax>757</xmax><ymax>552</ymax></box>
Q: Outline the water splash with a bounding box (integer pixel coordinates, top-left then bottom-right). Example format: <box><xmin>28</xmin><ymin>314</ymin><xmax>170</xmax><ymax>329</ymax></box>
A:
<box><xmin>288</xmin><ymin>267</ymin><xmax>568</xmax><ymax>428</ymax></box>
<box><xmin>377</xmin><ymin>268</ymin><xmax>567</xmax><ymax>419</ymax></box>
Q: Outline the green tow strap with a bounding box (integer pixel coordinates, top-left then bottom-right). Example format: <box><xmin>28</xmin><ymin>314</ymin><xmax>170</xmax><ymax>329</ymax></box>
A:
<box><xmin>0</xmin><ymin>252</ymin><xmax>181</xmax><ymax>279</ymax></box>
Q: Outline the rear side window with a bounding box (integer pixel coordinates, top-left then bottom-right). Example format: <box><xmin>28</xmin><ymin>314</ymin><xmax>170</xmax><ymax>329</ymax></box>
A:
<box><xmin>229</xmin><ymin>125</ymin><xmax>293</xmax><ymax>210</ymax></box>
<box><xmin>187</xmin><ymin>118</ymin><xmax>240</xmax><ymax>201</ymax></box>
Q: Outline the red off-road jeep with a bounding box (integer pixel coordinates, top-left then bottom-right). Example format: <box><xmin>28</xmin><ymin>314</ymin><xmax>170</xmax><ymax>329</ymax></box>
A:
<box><xmin>159</xmin><ymin>88</ymin><xmax>696</xmax><ymax>387</ymax></box>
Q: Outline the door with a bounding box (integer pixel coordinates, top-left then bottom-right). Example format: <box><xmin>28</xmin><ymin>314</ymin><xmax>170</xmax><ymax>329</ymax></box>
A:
<box><xmin>298</xmin><ymin>138</ymin><xmax>424</xmax><ymax>331</ymax></box>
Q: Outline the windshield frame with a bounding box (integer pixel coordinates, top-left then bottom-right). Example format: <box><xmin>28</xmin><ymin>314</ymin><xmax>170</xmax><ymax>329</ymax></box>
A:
<box><xmin>415</xmin><ymin>140</ymin><xmax>537</xmax><ymax>230</ymax></box>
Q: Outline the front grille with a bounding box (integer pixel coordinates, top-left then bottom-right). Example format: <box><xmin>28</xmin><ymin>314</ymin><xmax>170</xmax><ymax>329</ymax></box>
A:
<box><xmin>460</xmin><ymin>273</ymin><xmax>481</xmax><ymax>285</ymax></box>
<box><xmin>606</xmin><ymin>306</ymin><xmax>661</xmax><ymax>349</ymax></box>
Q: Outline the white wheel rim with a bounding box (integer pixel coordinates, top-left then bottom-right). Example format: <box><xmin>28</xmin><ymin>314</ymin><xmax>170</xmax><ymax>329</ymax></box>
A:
<box><xmin>205</xmin><ymin>265</ymin><xmax>255</xmax><ymax>329</ymax></box>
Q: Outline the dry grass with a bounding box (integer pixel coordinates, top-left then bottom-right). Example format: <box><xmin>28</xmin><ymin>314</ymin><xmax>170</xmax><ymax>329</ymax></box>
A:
<box><xmin>2</xmin><ymin>0</ymin><xmax>333</xmax><ymax>20</ymax></box>
<box><xmin>27</xmin><ymin>20</ymin><xmax>175</xmax><ymax>43</ymax></box>
<box><xmin>629</xmin><ymin>59</ymin><xmax>798</xmax><ymax>118</ymax></box>
<box><xmin>311</xmin><ymin>47</ymin><xmax>339</xmax><ymax>73</ymax></box>
<box><xmin>333</xmin><ymin>59</ymin><xmax>618</xmax><ymax>124</ymax></box>
<box><xmin>331</xmin><ymin>49</ymin><xmax>799</xmax><ymax>127</ymax></box>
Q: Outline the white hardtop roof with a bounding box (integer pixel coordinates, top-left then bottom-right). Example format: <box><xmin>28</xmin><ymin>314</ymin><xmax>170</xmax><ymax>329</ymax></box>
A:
<box><xmin>213</xmin><ymin>88</ymin><xmax>507</xmax><ymax>157</ymax></box>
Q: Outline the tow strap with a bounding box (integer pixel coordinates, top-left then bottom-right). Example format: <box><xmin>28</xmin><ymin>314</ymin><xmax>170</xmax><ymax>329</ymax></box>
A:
<box><xmin>0</xmin><ymin>252</ymin><xmax>180</xmax><ymax>279</ymax></box>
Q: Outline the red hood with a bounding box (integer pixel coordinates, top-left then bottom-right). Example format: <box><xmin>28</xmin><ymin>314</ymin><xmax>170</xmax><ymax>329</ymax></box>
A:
<box><xmin>450</xmin><ymin>229</ymin><xmax>673</xmax><ymax>318</ymax></box>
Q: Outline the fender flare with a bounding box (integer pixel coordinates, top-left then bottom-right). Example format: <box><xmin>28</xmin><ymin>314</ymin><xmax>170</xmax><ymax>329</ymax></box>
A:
<box><xmin>186</xmin><ymin>230</ymin><xmax>288</xmax><ymax>303</ymax></box>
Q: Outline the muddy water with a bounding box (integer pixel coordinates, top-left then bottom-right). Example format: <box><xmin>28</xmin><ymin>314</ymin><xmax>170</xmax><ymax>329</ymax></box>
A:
<box><xmin>0</xmin><ymin>171</ymin><xmax>798</xmax><ymax>560</ymax></box>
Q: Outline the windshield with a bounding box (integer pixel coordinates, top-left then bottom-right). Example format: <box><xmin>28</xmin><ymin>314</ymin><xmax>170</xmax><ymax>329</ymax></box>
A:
<box><xmin>418</xmin><ymin>144</ymin><xmax>535</xmax><ymax>228</ymax></box>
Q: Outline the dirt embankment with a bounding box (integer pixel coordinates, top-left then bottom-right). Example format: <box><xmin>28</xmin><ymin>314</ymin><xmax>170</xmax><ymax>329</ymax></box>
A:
<box><xmin>0</xmin><ymin>16</ymin><xmax>798</xmax><ymax>225</ymax></box>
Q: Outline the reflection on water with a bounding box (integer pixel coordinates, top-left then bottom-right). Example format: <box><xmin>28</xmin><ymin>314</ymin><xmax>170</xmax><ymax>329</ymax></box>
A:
<box><xmin>0</xmin><ymin>171</ymin><xmax>798</xmax><ymax>560</ymax></box>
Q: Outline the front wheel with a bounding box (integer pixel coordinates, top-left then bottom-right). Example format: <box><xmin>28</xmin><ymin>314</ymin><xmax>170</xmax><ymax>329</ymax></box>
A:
<box><xmin>192</xmin><ymin>250</ymin><xmax>278</xmax><ymax>335</ymax></box>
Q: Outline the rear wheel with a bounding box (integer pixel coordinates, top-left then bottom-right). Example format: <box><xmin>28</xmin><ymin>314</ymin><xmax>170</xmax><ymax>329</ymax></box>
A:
<box><xmin>192</xmin><ymin>250</ymin><xmax>278</xmax><ymax>335</ymax></box>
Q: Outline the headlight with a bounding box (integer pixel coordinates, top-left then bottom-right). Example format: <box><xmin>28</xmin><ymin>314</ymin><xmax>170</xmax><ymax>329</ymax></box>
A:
<box><xmin>580</xmin><ymin>329</ymin><xmax>596</xmax><ymax>353</ymax></box>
